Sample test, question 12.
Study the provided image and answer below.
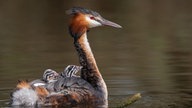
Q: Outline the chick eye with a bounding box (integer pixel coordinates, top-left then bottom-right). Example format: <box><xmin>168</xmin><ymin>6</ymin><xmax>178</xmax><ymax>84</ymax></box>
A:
<box><xmin>90</xmin><ymin>16</ymin><xmax>95</xmax><ymax>20</ymax></box>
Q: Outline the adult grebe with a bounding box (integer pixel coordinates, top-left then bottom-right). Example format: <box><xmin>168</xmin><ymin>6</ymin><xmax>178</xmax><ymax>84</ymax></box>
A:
<box><xmin>11</xmin><ymin>7</ymin><xmax>121</xmax><ymax>106</ymax></box>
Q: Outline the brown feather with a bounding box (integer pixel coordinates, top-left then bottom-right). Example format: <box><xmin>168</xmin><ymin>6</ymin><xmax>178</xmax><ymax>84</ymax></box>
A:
<box><xmin>69</xmin><ymin>13</ymin><xmax>88</xmax><ymax>39</ymax></box>
<box><xmin>35</xmin><ymin>87</ymin><xmax>49</xmax><ymax>98</ymax></box>
<box><xmin>16</xmin><ymin>80</ymin><xmax>30</xmax><ymax>89</ymax></box>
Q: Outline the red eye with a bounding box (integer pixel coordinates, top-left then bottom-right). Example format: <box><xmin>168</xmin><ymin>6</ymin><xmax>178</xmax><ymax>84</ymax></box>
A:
<box><xmin>90</xmin><ymin>16</ymin><xmax>95</xmax><ymax>20</ymax></box>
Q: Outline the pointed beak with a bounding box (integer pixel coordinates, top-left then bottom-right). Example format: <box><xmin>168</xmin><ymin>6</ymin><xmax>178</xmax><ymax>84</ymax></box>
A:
<box><xmin>100</xmin><ymin>18</ymin><xmax>122</xmax><ymax>28</ymax></box>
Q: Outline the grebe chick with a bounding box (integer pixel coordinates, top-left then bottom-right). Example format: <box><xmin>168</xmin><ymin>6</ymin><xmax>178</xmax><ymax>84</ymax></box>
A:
<box><xmin>61</xmin><ymin>65</ymin><xmax>82</xmax><ymax>77</ymax></box>
<box><xmin>30</xmin><ymin>69</ymin><xmax>59</xmax><ymax>88</ymax></box>
<box><xmin>43</xmin><ymin>69</ymin><xmax>59</xmax><ymax>83</ymax></box>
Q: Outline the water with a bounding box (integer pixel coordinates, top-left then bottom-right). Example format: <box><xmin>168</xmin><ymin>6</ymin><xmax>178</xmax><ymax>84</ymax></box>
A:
<box><xmin>0</xmin><ymin>1</ymin><xmax>192</xmax><ymax>107</ymax></box>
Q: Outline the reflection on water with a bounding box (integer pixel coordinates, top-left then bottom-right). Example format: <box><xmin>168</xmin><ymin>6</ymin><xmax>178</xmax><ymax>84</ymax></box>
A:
<box><xmin>0</xmin><ymin>1</ymin><xmax>192</xmax><ymax>107</ymax></box>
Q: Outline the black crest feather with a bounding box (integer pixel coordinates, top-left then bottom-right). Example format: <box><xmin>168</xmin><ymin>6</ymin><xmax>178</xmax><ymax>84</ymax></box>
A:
<box><xmin>66</xmin><ymin>7</ymin><xmax>101</xmax><ymax>17</ymax></box>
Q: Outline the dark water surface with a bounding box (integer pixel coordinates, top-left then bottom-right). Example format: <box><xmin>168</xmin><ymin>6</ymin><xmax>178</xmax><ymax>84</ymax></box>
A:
<box><xmin>0</xmin><ymin>1</ymin><xmax>192</xmax><ymax>108</ymax></box>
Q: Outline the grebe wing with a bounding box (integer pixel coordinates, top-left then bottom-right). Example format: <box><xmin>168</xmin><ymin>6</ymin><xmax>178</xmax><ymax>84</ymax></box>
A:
<box><xmin>44</xmin><ymin>77</ymin><xmax>96</xmax><ymax>105</ymax></box>
<box><xmin>53</xmin><ymin>77</ymin><xmax>94</xmax><ymax>92</ymax></box>
<box><xmin>30</xmin><ymin>79</ymin><xmax>46</xmax><ymax>88</ymax></box>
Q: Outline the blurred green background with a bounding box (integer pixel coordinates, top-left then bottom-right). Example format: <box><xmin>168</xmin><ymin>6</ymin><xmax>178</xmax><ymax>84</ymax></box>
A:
<box><xmin>0</xmin><ymin>0</ymin><xmax>192</xmax><ymax>107</ymax></box>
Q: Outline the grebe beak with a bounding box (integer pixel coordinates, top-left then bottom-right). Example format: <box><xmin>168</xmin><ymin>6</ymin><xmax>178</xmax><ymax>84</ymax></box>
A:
<box><xmin>100</xmin><ymin>18</ymin><xmax>122</xmax><ymax>28</ymax></box>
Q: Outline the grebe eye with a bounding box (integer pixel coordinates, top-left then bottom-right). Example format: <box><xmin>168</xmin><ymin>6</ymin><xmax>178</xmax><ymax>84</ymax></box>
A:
<box><xmin>90</xmin><ymin>16</ymin><xmax>95</xmax><ymax>20</ymax></box>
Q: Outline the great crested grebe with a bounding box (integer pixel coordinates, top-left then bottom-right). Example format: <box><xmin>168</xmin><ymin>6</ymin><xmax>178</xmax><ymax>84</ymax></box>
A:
<box><xmin>11</xmin><ymin>7</ymin><xmax>121</xmax><ymax>106</ymax></box>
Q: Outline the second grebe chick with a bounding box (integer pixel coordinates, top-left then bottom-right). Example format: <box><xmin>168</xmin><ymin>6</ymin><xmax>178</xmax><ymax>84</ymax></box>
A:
<box><xmin>61</xmin><ymin>65</ymin><xmax>82</xmax><ymax>77</ymax></box>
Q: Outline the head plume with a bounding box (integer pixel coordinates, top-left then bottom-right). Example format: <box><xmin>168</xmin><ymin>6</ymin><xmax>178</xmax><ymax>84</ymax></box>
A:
<box><xmin>66</xmin><ymin>7</ymin><xmax>101</xmax><ymax>17</ymax></box>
